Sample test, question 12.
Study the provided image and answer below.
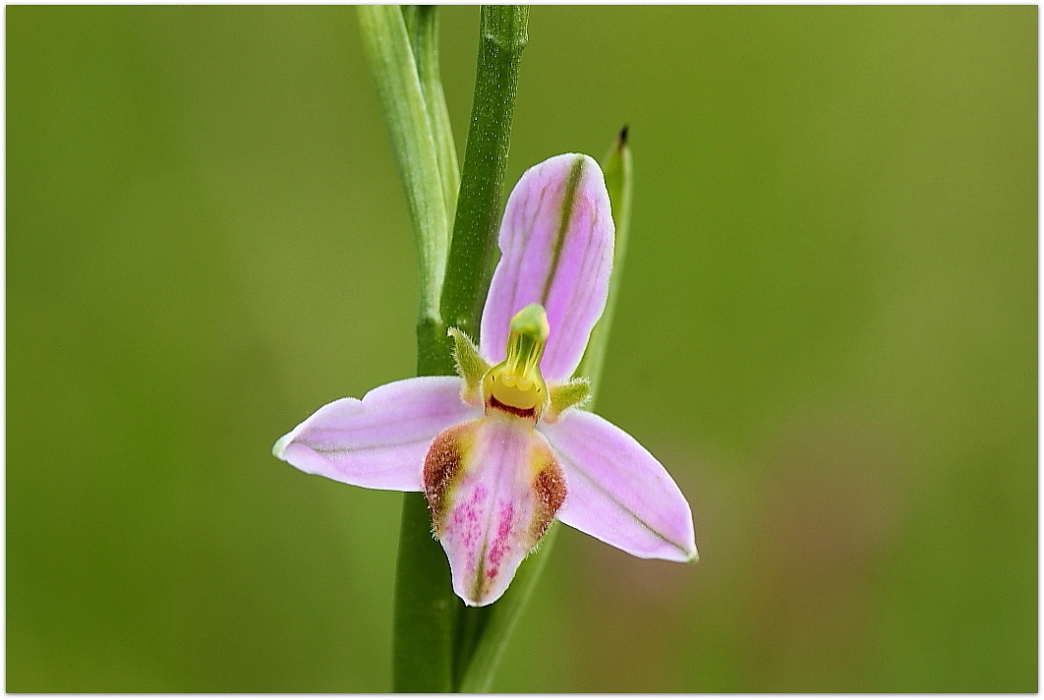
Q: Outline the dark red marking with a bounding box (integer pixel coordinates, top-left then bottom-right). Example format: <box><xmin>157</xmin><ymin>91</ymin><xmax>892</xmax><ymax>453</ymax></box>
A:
<box><xmin>487</xmin><ymin>395</ymin><xmax>537</xmax><ymax>419</ymax></box>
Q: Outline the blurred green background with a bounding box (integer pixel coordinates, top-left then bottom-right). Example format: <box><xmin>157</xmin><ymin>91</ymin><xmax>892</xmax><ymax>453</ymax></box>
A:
<box><xmin>7</xmin><ymin>5</ymin><xmax>1036</xmax><ymax>692</ymax></box>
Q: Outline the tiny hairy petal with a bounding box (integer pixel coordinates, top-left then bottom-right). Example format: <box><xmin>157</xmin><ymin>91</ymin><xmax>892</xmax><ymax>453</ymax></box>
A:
<box><xmin>423</xmin><ymin>416</ymin><xmax>566</xmax><ymax>606</ymax></box>
<box><xmin>480</xmin><ymin>153</ymin><xmax>614</xmax><ymax>384</ymax></box>
<box><xmin>448</xmin><ymin>327</ymin><xmax>489</xmax><ymax>405</ymax></box>
<box><xmin>540</xmin><ymin>410</ymin><xmax>697</xmax><ymax>562</ymax></box>
<box><xmin>545</xmin><ymin>377</ymin><xmax>591</xmax><ymax>422</ymax></box>
<box><xmin>274</xmin><ymin>376</ymin><xmax>479</xmax><ymax>492</ymax></box>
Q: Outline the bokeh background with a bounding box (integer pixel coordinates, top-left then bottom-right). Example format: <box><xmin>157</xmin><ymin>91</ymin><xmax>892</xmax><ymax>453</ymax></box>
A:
<box><xmin>7</xmin><ymin>5</ymin><xmax>1036</xmax><ymax>692</ymax></box>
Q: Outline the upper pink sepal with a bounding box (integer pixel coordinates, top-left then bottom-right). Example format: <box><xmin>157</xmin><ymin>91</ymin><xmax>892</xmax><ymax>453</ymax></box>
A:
<box><xmin>423</xmin><ymin>415</ymin><xmax>566</xmax><ymax>606</ymax></box>
<box><xmin>273</xmin><ymin>375</ymin><xmax>480</xmax><ymax>492</ymax></box>
<box><xmin>539</xmin><ymin>409</ymin><xmax>698</xmax><ymax>562</ymax></box>
<box><xmin>480</xmin><ymin>153</ymin><xmax>614</xmax><ymax>384</ymax></box>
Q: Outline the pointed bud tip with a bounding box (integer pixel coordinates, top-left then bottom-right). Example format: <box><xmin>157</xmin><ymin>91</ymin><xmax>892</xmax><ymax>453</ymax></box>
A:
<box><xmin>618</xmin><ymin>124</ymin><xmax>629</xmax><ymax>146</ymax></box>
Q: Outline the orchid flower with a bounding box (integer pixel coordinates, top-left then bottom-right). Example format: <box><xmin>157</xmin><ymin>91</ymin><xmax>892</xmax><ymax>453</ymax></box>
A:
<box><xmin>274</xmin><ymin>153</ymin><xmax>697</xmax><ymax>606</ymax></box>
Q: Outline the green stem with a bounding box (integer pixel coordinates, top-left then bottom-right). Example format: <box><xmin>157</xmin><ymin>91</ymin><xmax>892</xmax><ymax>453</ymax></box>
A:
<box><xmin>439</xmin><ymin>5</ymin><xmax>530</xmax><ymax>339</ymax></box>
<box><xmin>392</xmin><ymin>493</ymin><xmax>456</xmax><ymax>692</ymax></box>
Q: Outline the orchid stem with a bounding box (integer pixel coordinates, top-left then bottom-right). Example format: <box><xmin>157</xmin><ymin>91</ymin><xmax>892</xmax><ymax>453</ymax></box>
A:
<box><xmin>439</xmin><ymin>5</ymin><xmax>530</xmax><ymax>340</ymax></box>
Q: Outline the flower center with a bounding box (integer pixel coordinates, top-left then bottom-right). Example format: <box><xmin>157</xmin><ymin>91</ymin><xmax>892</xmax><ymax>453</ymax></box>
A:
<box><xmin>483</xmin><ymin>304</ymin><xmax>549</xmax><ymax>417</ymax></box>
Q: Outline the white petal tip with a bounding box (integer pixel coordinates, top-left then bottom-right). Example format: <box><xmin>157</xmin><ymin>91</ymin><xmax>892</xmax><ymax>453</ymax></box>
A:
<box><xmin>458</xmin><ymin>589</ymin><xmax>505</xmax><ymax>607</ymax></box>
<box><xmin>272</xmin><ymin>433</ymin><xmax>293</xmax><ymax>459</ymax></box>
<box><xmin>272</xmin><ymin>423</ymin><xmax>308</xmax><ymax>461</ymax></box>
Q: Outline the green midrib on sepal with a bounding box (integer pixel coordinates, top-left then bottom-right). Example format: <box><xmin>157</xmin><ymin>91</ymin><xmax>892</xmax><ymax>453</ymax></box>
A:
<box><xmin>539</xmin><ymin>155</ymin><xmax>586</xmax><ymax>305</ymax></box>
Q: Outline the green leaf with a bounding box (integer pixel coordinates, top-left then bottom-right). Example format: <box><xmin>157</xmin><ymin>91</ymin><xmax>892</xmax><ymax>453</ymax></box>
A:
<box><xmin>357</xmin><ymin>6</ymin><xmax>450</xmax><ymax>322</ymax></box>
<box><xmin>402</xmin><ymin>6</ymin><xmax>460</xmax><ymax>220</ymax></box>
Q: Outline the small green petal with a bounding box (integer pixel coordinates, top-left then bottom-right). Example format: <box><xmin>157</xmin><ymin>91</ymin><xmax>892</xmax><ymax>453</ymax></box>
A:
<box><xmin>545</xmin><ymin>377</ymin><xmax>591</xmax><ymax>422</ymax></box>
<box><xmin>448</xmin><ymin>327</ymin><xmax>489</xmax><ymax>402</ymax></box>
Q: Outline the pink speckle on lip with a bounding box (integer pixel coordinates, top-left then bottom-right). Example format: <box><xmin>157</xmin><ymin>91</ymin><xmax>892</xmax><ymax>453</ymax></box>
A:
<box><xmin>449</xmin><ymin>482</ymin><xmax>489</xmax><ymax>551</ymax></box>
<box><xmin>453</xmin><ymin>508</ymin><xmax>478</xmax><ymax>549</ymax></box>
<box><xmin>485</xmin><ymin>502</ymin><xmax>516</xmax><ymax>569</ymax></box>
<box><xmin>497</xmin><ymin>503</ymin><xmax>514</xmax><ymax>538</ymax></box>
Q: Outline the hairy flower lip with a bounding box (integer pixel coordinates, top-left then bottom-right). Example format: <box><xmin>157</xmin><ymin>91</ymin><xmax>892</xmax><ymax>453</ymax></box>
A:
<box><xmin>273</xmin><ymin>152</ymin><xmax>697</xmax><ymax>607</ymax></box>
